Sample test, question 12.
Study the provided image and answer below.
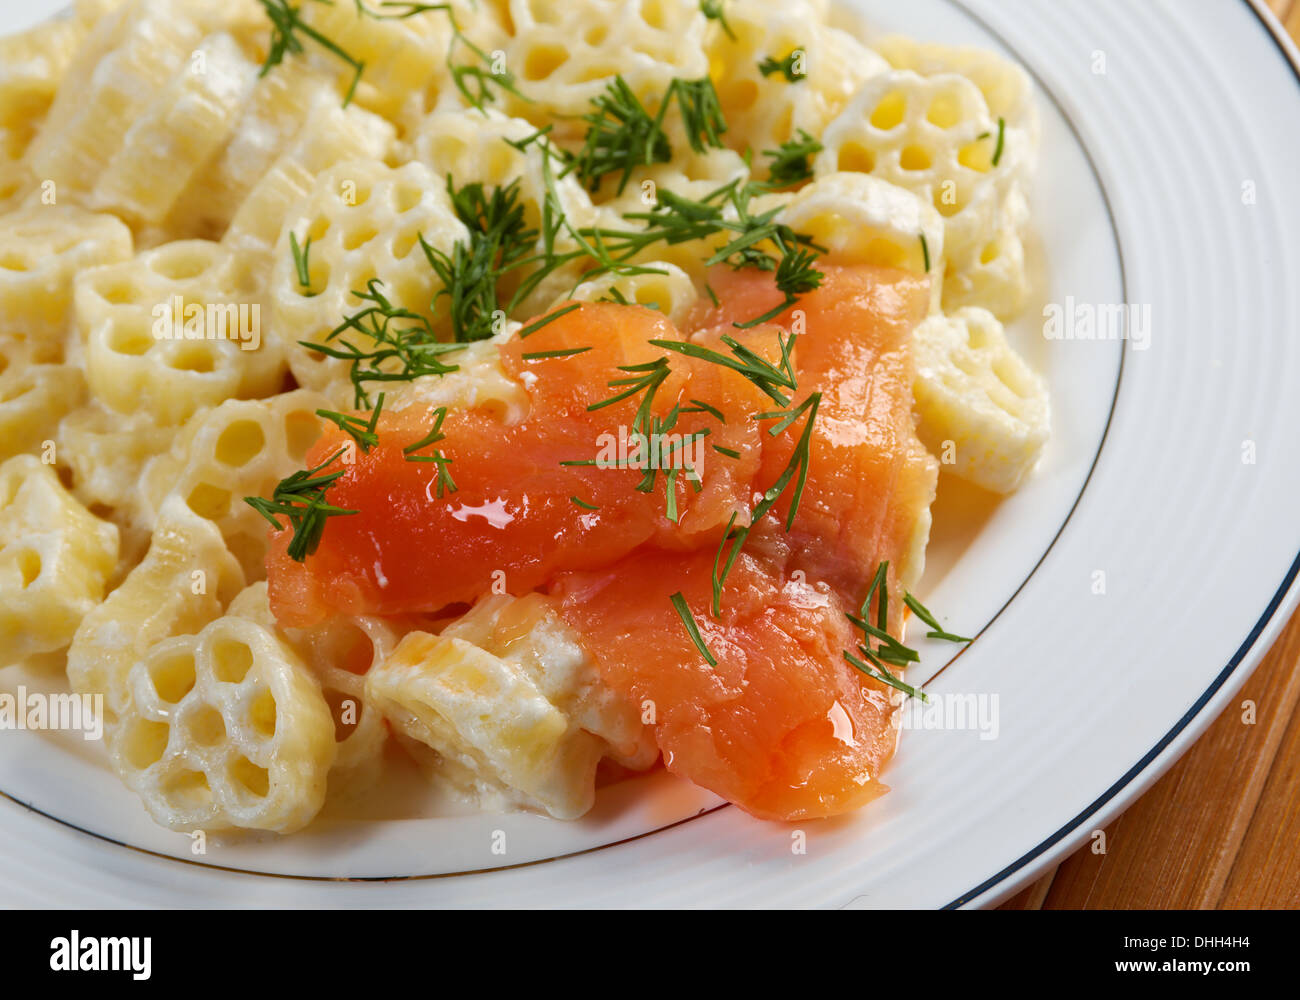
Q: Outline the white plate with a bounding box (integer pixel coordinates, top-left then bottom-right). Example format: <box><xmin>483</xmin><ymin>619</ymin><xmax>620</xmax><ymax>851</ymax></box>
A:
<box><xmin>2</xmin><ymin>0</ymin><xmax>1298</xmax><ymax>907</ymax></box>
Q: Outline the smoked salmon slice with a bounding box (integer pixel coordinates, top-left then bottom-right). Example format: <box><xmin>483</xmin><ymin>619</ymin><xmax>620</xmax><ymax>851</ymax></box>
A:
<box><xmin>552</xmin><ymin>548</ymin><xmax>901</xmax><ymax>821</ymax></box>
<box><xmin>264</xmin><ymin>264</ymin><xmax>938</xmax><ymax>821</ymax></box>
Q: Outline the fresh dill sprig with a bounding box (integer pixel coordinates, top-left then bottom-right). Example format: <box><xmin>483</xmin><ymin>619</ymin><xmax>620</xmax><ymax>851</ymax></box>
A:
<box><xmin>558</xmin><ymin>75</ymin><xmax>728</xmax><ymax>194</ymax></box>
<box><xmin>597</xmin><ymin>177</ymin><xmax>825</xmax><ymax>328</ymax></box>
<box><xmin>761</xmin><ymin>129</ymin><xmax>822</xmax><ymax>189</ymax></box>
<box><xmin>302</xmin><ymin>279</ymin><xmax>464</xmax><ymax>409</ymax></box>
<box><xmin>758</xmin><ymin>49</ymin><xmax>806</xmax><ymax>83</ymax></box>
<box><xmin>670</xmin><ymin>591</ymin><xmax>718</xmax><ymax>666</ymax></box>
<box><xmin>290</xmin><ymin>231</ymin><xmax>318</xmax><ymax>295</ymax></box>
<box><xmin>516</xmin><ymin>127</ymin><xmax>825</xmax><ymax>328</ymax></box>
<box><xmin>259</xmin><ymin>2</ymin><xmax>525</xmax><ymax>111</ymax></box>
<box><xmin>518</xmin><ymin>302</ymin><xmax>583</xmax><ymax>338</ymax></box>
<box><xmin>670</xmin><ymin>77</ymin><xmax>729</xmax><ymax>154</ymax></box>
<box><xmin>422</xmin><ymin>176</ymin><xmax>538</xmax><ymax>343</ymax></box>
<box><xmin>432</xmin><ymin>3</ymin><xmax>530</xmax><ymax>112</ymax></box>
<box><xmin>699</xmin><ymin>0</ymin><xmax>736</xmax><ymax>40</ymax></box>
<box><xmin>316</xmin><ymin>393</ymin><xmax>384</xmax><ymax>454</ymax></box>
<box><xmin>258</xmin><ymin>0</ymin><xmax>366</xmax><ymax>107</ymax></box>
<box><xmin>244</xmin><ymin>449</ymin><xmax>357</xmax><ymax>562</ymax></box>
<box><xmin>709</xmin><ymin>391</ymin><xmax>821</xmax><ymax>614</ymax></box>
<box><xmin>687</xmin><ymin>398</ymin><xmax>726</xmax><ymax>423</ymax></box>
<box><xmin>753</xmin><ymin>392</ymin><xmax>820</xmax><ymax>531</ymax></box>
<box><xmin>588</xmin><ymin>356</ymin><xmax>673</xmax><ymax>437</ymax></box>
<box><xmin>844</xmin><ymin>648</ymin><xmax>928</xmax><ymax>701</ymax></box>
<box><xmin>402</xmin><ymin>406</ymin><xmax>457</xmax><ymax>496</ymax></box>
<box><xmin>571</xmin><ymin>76</ymin><xmax>673</xmax><ymax>194</ymax></box>
<box><xmin>838</xmin><ymin>562</ymin><xmax>933</xmax><ymax>700</ymax></box>
<box><xmin>992</xmin><ymin>116</ymin><xmax>1006</xmax><ymax>167</ymax></box>
<box><xmin>920</xmin><ymin>233</ymin><xmax>931</xmax><ymax>273</ymax></box>
<box><xmin>904</xmin><ymin>592</ymin><xmax>973</xmax><ymax>644</ymax></box>
<box><xmin>521</xmin><ymin>345</ymin><xmax>591</xmax><ymax>360</ymax></box>
<box><xmin>649</xmin><ymin>331</ymin><xmax>797</xmax><ymax>406</ymax></box>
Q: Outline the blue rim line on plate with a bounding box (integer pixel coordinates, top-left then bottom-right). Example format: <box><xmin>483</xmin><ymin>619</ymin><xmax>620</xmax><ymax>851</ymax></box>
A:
<box><xmin>943</xmin><ymin>0</ymin><xmax>1300</xmax><ymax>910</ymax></box>
<box><xmin>0</xmin><ymin>0</ymin><xmax>1131</xmax><ymax>890</ymax></box>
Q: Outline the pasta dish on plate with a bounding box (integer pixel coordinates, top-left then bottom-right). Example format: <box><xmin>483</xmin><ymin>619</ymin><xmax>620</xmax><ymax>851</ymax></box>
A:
<box><xmin>0</xmin><ymin>0</ymin><xmax>1050</xmax><ymax>836</ymax></box>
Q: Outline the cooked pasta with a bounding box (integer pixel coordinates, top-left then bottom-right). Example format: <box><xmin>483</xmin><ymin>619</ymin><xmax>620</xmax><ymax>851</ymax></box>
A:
<box><xmin>2</xmin><ymin>0</ymin><xmax>1051</xmax><ymax>835</ymax></box>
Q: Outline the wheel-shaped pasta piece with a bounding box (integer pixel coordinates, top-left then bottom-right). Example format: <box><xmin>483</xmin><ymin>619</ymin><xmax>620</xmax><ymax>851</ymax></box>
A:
<box><xmin>23</xmin><ymin>0</ymin><xmax>228</xmax><ymax>207</ymax></box>
<box><xmin>595</xmin><ymin>144</ymin><xmax>751</xmax><ymax>283</ymax></box>
<box><xmin>67</xmin><ymin>496</ymin><xmax>245</xmax><ymax>726</ymax></box>
<box><xmin>439</xmin><ymin>593</ymin><xmax>656</xmax><ymax>771</ymax></box>
<box><xmin>76</xmin><ymin>239</ymin><xmax>283</xmax><ymax>425</ymax></box>
<box><xmin>0</xmin><ymin>363</ymin><xmax>85</xmax><ymax>463</ymax></box>
<box><xmin>559</xmin><ymin>261</ymin><xmax>699</xmax><ymax>327</ymax></box>
<box><xmin>163</xmin><ymin>58</ymin><xmax>333</xmax><ymax>241</ymax></box>
<box><xmin>873</xmin><ymin>35</ymin><xmax>1039</xmax><ymax>140</ymax></box>
<box><xmin>410</xmin><ymin>107</ymin><xmax>610</xmax><ymax>321</ymax></box>
<box><xmin>367</xmin><ymin>629</ymin><xmax>609</xmax><ymax>819</ymax></box>
<box><xmin>0</xmin><ymin>203</ymin><xmax>134</xmax><ymax>349</ymax></box>
<box><xmin>941</xmin><ymin>188</ymin><xmax>1030</xmax><ymax>317</ymax></box>
<box><xmin>269</xmin><ymin>159</ymin><xmax>469</xmax><ymax>404</ymax></box>
<box><xmin>0</xmin><ymin>125</ymin><xmax>33</xmax><ymax>209</ymax></box>
<box><xmin>298</xmin><ymin>0</ymin><xmax>459</xmax><ymax>124</ymax></box>
<box><xmin>88</xmin><ymin>30</ymin><xmax>262</xmax><ymax>227</ymax></box>
<box><xmin>228</xmin><ymin>582</ymin><xmax>400</xmax><ymax>798</ymax></box>
<box><xmin>115</xmin><ymin>615</ymin><xmax>336</xmax><ymax>833</ymax></box>
<box><xmin>0</xmin><ymin>454</ymin><xmax>118</xmax><ymax>661</ymax></box>
<box><xmin>380</xmin><ymin>339</ymin><xmax>530</xmax><ymax>426</ymax></box>
<box><xmin>223</xmin><ymin>94</ymin><xmax>394</xmax><ymax>263</ymax></box>
<box><xmin>911</xmin><ymin>307</ymin><xmax>1049</xmax><ymax>494</ymax></box>
<box><xmin>142</xmin><ymin>390</ymin><xmax>331</xmax><ymax>579</ymax></box>
<box><xmin>0</xmin><ymin>12</ymin><xmax>89</xmax><ymax>130</ymax></box>
<box><xmin>814</xmin><ymin>69</ymin><xmax>1034</xmax><ymax>317</ymax></box>
<box><xmin>705</xmin><ymin>0</ymin><xmax>887</xmax><ymax>171</ymax></box>
<box><xmin>412</xmin><ymin>107</ymin><xmax>600</xmax><ymax>232</ymax></box>
<box><xmin>774</xmin><ymin>172</ymin><xmax>945</xmax><ymax>308</ymax></box>
<box><xmin>506</xmin><ymin>0</ymin><xmax>709</xmax><ymax>117</ymax></box>
<box><xmin>57</xmin><ymin>403</ymin><xmax>176</xmax><ymax>557</ymax></box>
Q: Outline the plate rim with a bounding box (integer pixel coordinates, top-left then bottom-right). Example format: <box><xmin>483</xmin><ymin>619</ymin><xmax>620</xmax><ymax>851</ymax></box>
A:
<box><xmin>946</xmin><ymin>0</ymin><xmax>1300</xmax><ymax>909</ymax></box>
<box><xmin>0</xmin><ymin>0</ymin><xmax>1133</xmax><ymax>886</ymax></box>
<box><xmin>1</xmin><ymin>0</ymin><xmax>1295</xmax><ymax>907</ymax></box>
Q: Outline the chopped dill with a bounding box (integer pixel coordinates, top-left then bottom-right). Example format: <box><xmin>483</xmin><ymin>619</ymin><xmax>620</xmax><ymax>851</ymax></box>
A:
<box><xmin>671</xmin><ymin>591</ymin><xmax>718</xmax><ymax>666</ymax></box>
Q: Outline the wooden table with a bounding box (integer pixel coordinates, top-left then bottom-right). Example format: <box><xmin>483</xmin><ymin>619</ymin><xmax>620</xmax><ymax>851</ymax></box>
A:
<box><xmin>999</xmin><ymin>1</ymin><xmax>1300</xmax><ymax>908</ymax></box>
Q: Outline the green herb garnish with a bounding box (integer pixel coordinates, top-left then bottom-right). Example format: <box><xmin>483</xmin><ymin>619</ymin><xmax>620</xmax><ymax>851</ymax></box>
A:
<box><xmin>904</xmin><ymin>592</ymin><xmax>973</xmax><ymax>644</ymax></box>
<box><xmin>700</xmin><ymin>0</ymin><xmax>736</xmax><ymax>40</ymax></box>
<box><xmin>258</xmin><ymin>0</ymin><xmax>366</xmax><ymax>106</ymax></box>
<box><xmin>762</xmin><ymin>130</ymin><xmax>822</xmax><ymax>189</ymax></box>
<box><xmin>518</xmin><ymin>302</ymin><xmax>583</xmax><ymax>339</ymax></box>
<box><xmin>402</xmin><ymin>406</ymin><xmax>456</xmax><ymax>496</ymax></box>
<box><xmin>316</xmin><ymin>393</ymin><xmax>384</xmax><ymax>454</ymax></box>
<box><xmin>302</xmin><ymin>279</ymin><xmax>464</xmax><ymax>409</ymax></box>
<box><xmin>671</xmin><ymin>591</ymin><xmax>718</xmax><ymax>666</ymax></box>
<box><xmin>290</xmin><ymin>231</ymin><xmax>317</xmax><ymax>295</ymax></box>
<box><xmin>245</xmin><ymin>449</ymin><xmax>357</xmax><ymax>561</ymax></box>
<box><xmin>844</xmin><ymin>648</ymin><xmax>928</xmax><ymax>701</ymax></box>
<box><xmin>758</xmin><ymin>50</ymin><xmax>806</xmax><ymax>82</ymax></box>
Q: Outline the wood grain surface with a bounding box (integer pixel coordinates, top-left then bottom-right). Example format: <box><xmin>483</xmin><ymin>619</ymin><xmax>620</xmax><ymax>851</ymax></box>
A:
<box><xmin>999</xmin><ymin>1</ymin><xmax>1300</xmax><ymax>910</ymax></box>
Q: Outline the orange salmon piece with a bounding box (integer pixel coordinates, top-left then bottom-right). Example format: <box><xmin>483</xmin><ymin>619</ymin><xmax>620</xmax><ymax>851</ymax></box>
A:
<box><xmin>267</xmin><ymin>304</ymin><xmax>772</xmax><ymax>626</ymax></box>
<box><xmin>553</xmin><ymin>548</ymin><xmax>900</xmax><ymax>821</ymax></box>
<box><xmin>688</xmin><ymin>264</ymin><xmax>938</xmax><ymax>604</ymax></box>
